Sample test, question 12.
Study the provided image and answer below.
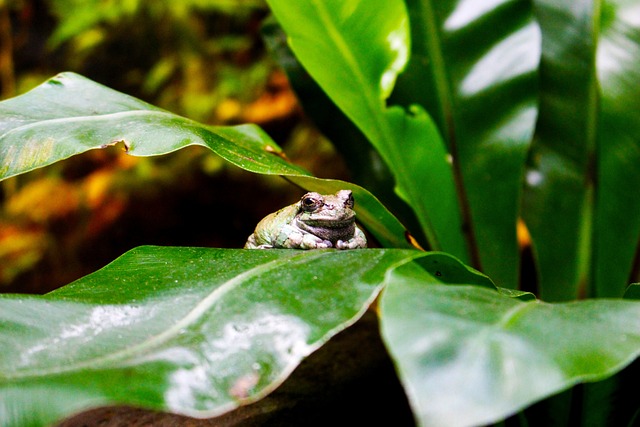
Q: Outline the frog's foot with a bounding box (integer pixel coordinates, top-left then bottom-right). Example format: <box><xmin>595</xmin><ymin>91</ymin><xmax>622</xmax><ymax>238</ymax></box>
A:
<box><xmin>274</xmin><ymin>227</ymin><xmax>331</xmax><ymax>249</ymax></box>
<box><xmin>300</xmin><ymin>233</ymin><xmax>332</xmax><ymax>249</ymax></box>
<box><xmin>336</xmin><ymin>240</ymin><xmax>357</xmax><ymax>249</ymax></box>
<box><xmin>245</xmin><ymin>244</ymin><xmax>274</xmax><ymax>249</ymax></box>
<box><xmin>336</xmin><ymin>234</ymin><xmax>367</xmax><ymax>249</ymax></box>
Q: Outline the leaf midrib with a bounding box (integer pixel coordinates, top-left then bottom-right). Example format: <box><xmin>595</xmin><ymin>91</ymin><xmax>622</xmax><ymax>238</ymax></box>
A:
<box><xmin>0</xmin><ymin>109</ymin><xmax>193</xmax><ymax>141</ymax></box>
<box><xmin>419</xmin><ymin>0</ymin><xmax>454</xmax><ymax>142</ymax></box>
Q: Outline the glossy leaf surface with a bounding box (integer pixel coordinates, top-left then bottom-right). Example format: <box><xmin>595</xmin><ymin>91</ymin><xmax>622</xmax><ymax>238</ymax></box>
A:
<box><xmin>266</xmin><ymin>0</ymin><xmax>469</xmax><ymax>262</ymax></box>
<box><xmin>395</xmin><ymin>0</ymin><xmax>540</xmax><ymax>288</ymax></box>
<box><xmin>380</xmin><ymin>266</ymin><xmax>640</xmax><ymax>427</ymax></box>
<box><xmin>0</xmin><ymin>246</ymin><xmax>420</xmax><ymax>427</ymax></box>
<box><xmin>594</xmin><ymin>0</ymin><xmax>640</xmax><ymax>297</ymax></box>
<box><xmin>522</xmin><ymin>0</ymin><xmax>640</xmax><ymax>300</ymax></box>
<box><xmin>2</xmin><ymin>248</ymin><xmax>638</xmax><ymax>427</ymax></box>
<box><xmin>0</xmin><ymin>73</ymin><xmax>305</xmax><ymax>178</ymax></box>
<box><xmin>522</xmin><ymin>0</ymin><xmax>598</xmax><ymax>301</ymax></box>
<box><xmin>0</xmin><ymin>72</ymin><xmax>414</xmax><ymax>249</ymax></box>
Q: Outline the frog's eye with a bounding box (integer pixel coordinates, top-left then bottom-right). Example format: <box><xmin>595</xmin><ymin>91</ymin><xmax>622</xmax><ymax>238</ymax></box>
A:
<box><xmin>337</xmin><ymin>190</ymin><xmax>354</xmax><ymax>208</ymax></box>
<box><xmin>301</xmin><ymin>193</ymin><xmax>323</xmax><ymax>211</ymax></box>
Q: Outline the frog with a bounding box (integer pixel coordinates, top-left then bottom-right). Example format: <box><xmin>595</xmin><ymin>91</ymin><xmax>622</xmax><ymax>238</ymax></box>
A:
<box><xmin>244</xmin><ymin>190</ymin><xmax>367</xmax><ymax>249</ymax></box>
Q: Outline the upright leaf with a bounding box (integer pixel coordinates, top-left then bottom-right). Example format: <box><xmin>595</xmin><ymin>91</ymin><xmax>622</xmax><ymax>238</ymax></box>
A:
<box><xmin>266</xmin><ymin>0</ymin><xmax>469</xmax><ymax>261</ymax></box>
<box><xmin>523</xmin><ymin>0</ymin><xmax>599</xmax><ymax>301</ymax></box>
<box><xmin>594</xmin><ymin>0</ymin><xmax>640</xmax><ymax>297</ymax></box>
<box><xmin>261</xmin><ymin>18</ymin><xmax>427</xmax><ymax>246</ymax></box>
<box><xmin>395</xmin><ymin>0</ymin><xmax>540</xmax><ymax>288</ymax></box>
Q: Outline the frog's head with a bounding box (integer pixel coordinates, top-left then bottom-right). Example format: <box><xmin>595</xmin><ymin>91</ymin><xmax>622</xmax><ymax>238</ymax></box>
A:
<box><xmin>295</xmin><ymin>190</ymin><xmax>357</xmax><ymax>243</ymax></box>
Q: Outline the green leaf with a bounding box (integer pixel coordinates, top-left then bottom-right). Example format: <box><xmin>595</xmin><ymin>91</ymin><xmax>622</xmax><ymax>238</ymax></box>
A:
<box><xmin>578</xmin><ymin>360</ymin><xmax>640</xmax><ymax>427</ymax></box>
<box><xmin>0</xmin><ymin>72</ymin><xmax>414</xmax><ymax>250</ymax></box>
<box><xmin>0</xmin><ymin>246</ymin><xmax>420</xmax><ymax>427</ymax></box>
<box><xmin>260</xmin><ymin>16</ymin><xmax>392</xmax><ymax>200</ymax></box>
<box><xmin>410</xmin><ymin>251</ymin><xmax>495</xmax><ymax>289</ymax></box>
<box><xmin>522</xmin><ymin>1</ymin><xmax>599</xmax><ymax>301</ymax></box>
<box><xmin>394</xmin><ymin>0</ymin><xmax>540</xmax><ymax>288</ymax></box>
<box><xmin>266</xmin><ymin>0</ymin><xmax>469</xmax><ymax>261</ymax></box>
<box><xmin>624</xmin><ymin>283</ymin><xmax>640</xmax><ymax>300</ymax></box>
<box><xmin>594</xmin><ymin>0</ymin><xmax>640</xmax><ymax>297</ymax></box>
<box><xmin>0</xmin><ymin>72</ymin><xmax>307</xmax><ymax>178</ymax></box>
<box><xmin>380</xmin><ymin>269</ymin><xmax>640</xmax><ymax>427</ymax></box>
<box><xmin>523</xmin><ymin>1</ymin><xmax>640</xmax><ymax>300</ymax></box>
<box><xmin>498</xmin><ymin>287</ymin><xmax>537</xmax><ymax>302</ymax></box>
<box><xmin>260</xmin><ymin>17</ymin><xmax>427</xmax><ymax>246</ymax></box>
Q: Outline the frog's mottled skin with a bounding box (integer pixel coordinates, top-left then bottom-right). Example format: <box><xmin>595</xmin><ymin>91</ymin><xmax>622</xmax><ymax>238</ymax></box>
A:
<box><xmin>245</xmin><ymin>190</ymin><xmax>367</xmax><ymax>250</ymax></box>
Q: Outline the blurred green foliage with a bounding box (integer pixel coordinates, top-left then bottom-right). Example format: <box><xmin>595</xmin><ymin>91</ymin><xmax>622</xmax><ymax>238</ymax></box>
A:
<box><xmin>46</xmin><ymin>0</ymin><xmax>272</xmax><ymax>123</ymax></box>
<box><xmin>0</xmin><ymin>0</ymin><xmax>346</xmax><ymax>292</ymax></box>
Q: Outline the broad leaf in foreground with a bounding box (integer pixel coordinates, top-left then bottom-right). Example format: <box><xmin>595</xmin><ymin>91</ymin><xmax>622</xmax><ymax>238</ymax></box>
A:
<box><xmin>380</xmin><ymin>264</ymin><xmax>640</xmax><ymax>427</ymax></box>
<box><xmin>2</xmin><ymin>248</ymin><xmax>639</xmax><ymax>427</ymax></box>
<box><xmin>0</xmin><ymin>247</ymin><xmax>419</xmax><ymax>427</ymax></box>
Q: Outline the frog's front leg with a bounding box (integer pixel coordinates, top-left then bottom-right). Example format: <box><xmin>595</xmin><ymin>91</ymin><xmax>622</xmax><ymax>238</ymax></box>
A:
<box><xmin>275</xmin><ymin>225</ymin><xmax>332</xmax><ymax>249</ymax></box>
<box><xmin>335</xmin><ymin>227</ymin><xmax>367</xmax><ymax>249</ymax></box>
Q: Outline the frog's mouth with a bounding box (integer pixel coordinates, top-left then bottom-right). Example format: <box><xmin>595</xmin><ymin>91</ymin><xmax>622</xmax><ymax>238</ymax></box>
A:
<box><xmin>296</xmin><ymin>216</ymin><xmax>356</xmax><ymax>243</ymax></box>
<box><xmin>302</xmin><ymin>217</ymin><xmax>355</xmax><ymax>228</ymax></box>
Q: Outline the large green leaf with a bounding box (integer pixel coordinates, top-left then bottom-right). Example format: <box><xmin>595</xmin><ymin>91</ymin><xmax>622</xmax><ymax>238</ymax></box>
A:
<box><xmin>265</xmin><ymin>0</ymin><xmax>469</xmax><ymax>262</ymax></box>
<box><xmin>524</xmin><ymin>0</ymin><xmax>640</xmax><ymax>300</ymax></box>
<box><xmin>380</xmin><ymin>264</ymin><xmax>640</xmax><ymax>427</ymax></box>
<box><xmin>0</xmin><ymin>72</ymin><xmax>414</xmax><ymax>249</ymax></box>
<box><xmin>2</xmin><ymin>248</ymin><xmax>638</xmax><ymax>427</ymax></box>
<box><xmin>0</xmin><ymin>72</ymin><xmax>305</xmax><ymax>178</ymax></box>
<box><xmin>523</xmin><ymin>0</ymin><xmax>597</xmax><ymax>301</ymax></box>
<box><xmin>0</xmin><ymin>246</ymin><xmax>421</xmax><ymax>427</ymax></box>
<box><xmin>394</xmin><ymin>0</ymin><xmax>540</xmax><ymax>288</ymax></box>
<box><xmin>260</xmin><ymin>17</ymin><xmax>428</xmax><ymax>247</ymax></box>
<box><xmin>594</xmin><ymin>0</ymin><xmax>640</xmax><ymax>297</ymax></box>
<box><xmin>522</xmin><ymin>0</ymin><xmax>597</xmax><ymax>301</ymax></box>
